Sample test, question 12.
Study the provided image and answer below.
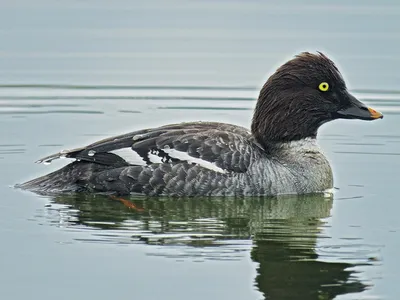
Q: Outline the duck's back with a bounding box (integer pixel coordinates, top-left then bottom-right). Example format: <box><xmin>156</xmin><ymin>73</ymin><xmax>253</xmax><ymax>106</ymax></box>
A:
<box><xmin>19</xmin><ymin>122</ymin><xmax>270</xmax><ymax>196</ymax></box>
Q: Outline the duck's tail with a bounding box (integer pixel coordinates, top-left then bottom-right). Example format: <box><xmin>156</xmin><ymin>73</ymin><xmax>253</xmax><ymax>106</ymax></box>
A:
<box><xmin>16</xmin><ymin>161</ymin><xmax>102</xmax><ymax>195</ymax></box>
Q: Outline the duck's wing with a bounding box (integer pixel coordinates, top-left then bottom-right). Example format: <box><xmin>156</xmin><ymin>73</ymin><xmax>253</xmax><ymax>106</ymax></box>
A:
<box><xmin>36</xmin><ymin>122</ymin><xmax>263</xmax><ymax>173</ymax></box>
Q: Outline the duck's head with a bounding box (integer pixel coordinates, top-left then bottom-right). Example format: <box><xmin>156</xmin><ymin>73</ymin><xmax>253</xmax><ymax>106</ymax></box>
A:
<box><xmin>251</xmin><ymin>52</ymin><xmax>383</xmax><ymax>146</ymax></box>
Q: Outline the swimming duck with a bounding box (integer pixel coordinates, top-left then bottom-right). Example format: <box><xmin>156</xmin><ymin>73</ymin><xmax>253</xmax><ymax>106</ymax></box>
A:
<box><xmin>18</xmin><ymin>52</ymin><xmax>383</xmax><ymax>196</ymax></box>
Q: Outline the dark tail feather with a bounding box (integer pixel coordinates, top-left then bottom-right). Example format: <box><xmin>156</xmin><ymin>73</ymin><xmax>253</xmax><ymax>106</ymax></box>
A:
<box><xmin>16</xmin><ymin>162</ymin><xmax>104</xmax><ymax>195</ymax></box>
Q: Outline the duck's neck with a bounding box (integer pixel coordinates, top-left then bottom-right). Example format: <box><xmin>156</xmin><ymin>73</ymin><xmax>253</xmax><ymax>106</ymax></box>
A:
<box><xmin>273</xmin><ymin>138</ymin><xmax>321</xmax><ymax>155</ymax></box>
<box><xmin>251</xmin><ymin>83</ymin><xmax>325</xmax><ymax>148</ymax></box>
<box><xmin>251</xmin><ymin>111</ymin><xmax>319</xmax><ymax>151</ymax></box>
<box><xmin>251</xmin><ymin>116</ymin><xmax>322</xmax><ymax>151</ymax></box>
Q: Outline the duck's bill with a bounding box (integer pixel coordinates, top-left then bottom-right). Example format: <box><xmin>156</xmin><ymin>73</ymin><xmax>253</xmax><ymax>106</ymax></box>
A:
<box><xmin>336</xmin><ymin>93</ymin><xmax>383</xmax><ymax>121</ymax></box>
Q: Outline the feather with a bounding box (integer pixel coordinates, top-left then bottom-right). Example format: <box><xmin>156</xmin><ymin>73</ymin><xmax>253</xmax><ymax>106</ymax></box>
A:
<box><xmin>35</xmin><ymin>122</ymin><xmax>263</xmax><ymax>174</ymax></box>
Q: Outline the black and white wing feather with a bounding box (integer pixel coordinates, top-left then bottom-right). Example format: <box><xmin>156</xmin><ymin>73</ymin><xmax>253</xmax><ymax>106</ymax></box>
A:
<box><xmin>36</xmin><ymin>122</ymin><xmax>264</xmax><ymax>174</ymax></box>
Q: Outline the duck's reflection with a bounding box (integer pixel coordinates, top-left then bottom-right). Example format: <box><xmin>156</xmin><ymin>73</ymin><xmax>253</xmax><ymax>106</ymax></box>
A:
<box><xmin>48</xmin><ymin>193</ymin><xmax>367</xmax><ymax>299</ymax></box>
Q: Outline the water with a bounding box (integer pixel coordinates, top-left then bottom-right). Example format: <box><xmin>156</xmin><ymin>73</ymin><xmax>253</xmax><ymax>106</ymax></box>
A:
<box><xmin>1</xmin><ymin>1</ymin><xmax>400</xmax><ymax>299</ymax></box>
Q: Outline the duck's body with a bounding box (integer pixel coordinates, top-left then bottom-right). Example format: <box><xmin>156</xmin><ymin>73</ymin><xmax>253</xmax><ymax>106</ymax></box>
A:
<box><xmin>20</xmin><ymin>122</ymin><xmax>333</xmax><ymax>196</ymax></box>
<box><xmin>18</xmin><ymin>52</ymin><xmax>382</xmax><ymax>196</ymax></box>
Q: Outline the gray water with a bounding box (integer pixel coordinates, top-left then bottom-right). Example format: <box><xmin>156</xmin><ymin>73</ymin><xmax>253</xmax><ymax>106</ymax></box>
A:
<box><xmin>1</xmin><ymin>1</ymin><xmax>400</xmax><ymax>299</ymax></box>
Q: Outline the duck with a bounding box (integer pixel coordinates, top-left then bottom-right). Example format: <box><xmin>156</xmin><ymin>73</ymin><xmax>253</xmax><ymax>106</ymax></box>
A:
<box><xmin>18</xmin><ymin>52</ymin><xmax>383</xmax><ymax>197</ymax></box>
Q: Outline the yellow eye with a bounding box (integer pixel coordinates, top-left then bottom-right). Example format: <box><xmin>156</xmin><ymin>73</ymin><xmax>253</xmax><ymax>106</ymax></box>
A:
<box><xmin>319</xmin><ymin>82</ymin><xmax>329</xmax><ymax>92</ymax></box>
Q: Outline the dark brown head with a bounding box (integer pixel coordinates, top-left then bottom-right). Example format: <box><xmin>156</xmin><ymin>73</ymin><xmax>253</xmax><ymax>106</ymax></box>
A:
<box><xmin>251</xmin><ymin>52</ymin><xmax>383</xmax><ymax>146</ymax></box>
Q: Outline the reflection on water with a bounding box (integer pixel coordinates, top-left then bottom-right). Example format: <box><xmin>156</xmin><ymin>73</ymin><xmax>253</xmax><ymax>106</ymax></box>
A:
<box><xmin>38</xmin><ymin>193</ymin><xmax>368</xmax><ymax>299</ymax></box>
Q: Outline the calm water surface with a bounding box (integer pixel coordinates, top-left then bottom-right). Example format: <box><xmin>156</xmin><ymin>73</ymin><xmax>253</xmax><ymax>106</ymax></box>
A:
<box><xmin>1</xmin><ymin>1</ymin><xmax>400</xmax><ymax>300</ymax></box>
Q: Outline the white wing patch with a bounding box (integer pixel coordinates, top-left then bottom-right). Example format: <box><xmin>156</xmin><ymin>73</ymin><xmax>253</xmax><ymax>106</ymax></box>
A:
<box><xmin>109</xmin><ymin>148</ymin><xmax>147</xmax><ymax>166</ymax></box>
<box><xmin>147</xmin><ymin>151</ymin><xmax>163</xmax><ymax>164</ymax></box>
<box><xmin>163</xmin><ymin>148</ymin><xmax>227</xmax><ymax>174</ymax></box>
<box><xmin>108</xmin><ymin>148</ymin><xmax>167</xmax><ymax>165</ymax></box>
<box><xmin>110</xmin><ymin>147</ymin><xmax>228</xmax><ymax>174</ymax></box>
